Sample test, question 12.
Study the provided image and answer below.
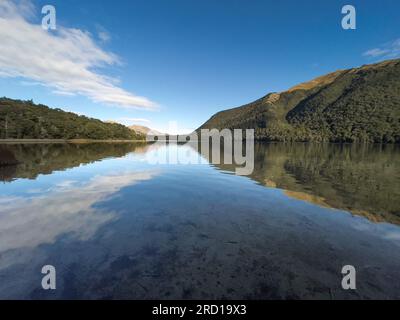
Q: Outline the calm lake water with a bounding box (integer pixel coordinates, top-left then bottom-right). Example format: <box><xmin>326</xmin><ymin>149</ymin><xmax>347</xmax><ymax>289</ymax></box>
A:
<box><xmin>0</xmin><ymin>142</ymin><xmax>399</xmax><ymax>299</ymax></box>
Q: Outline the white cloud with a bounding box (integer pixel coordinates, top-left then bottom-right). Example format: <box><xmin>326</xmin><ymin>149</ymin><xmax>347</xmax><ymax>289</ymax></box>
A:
<box><xmin>363</xmin><ymin>38</ymin><xmax>400</xmax><ymax>59</ymax></box>
<box><xmin>0</xmin><ymin>0</ymin><xmax>156</xmax><ymax>110</ymax></box>
<box><xmin>0</xmin><ymin>0</ymin><xmax>35</xmax><ymax>19</ymax></box>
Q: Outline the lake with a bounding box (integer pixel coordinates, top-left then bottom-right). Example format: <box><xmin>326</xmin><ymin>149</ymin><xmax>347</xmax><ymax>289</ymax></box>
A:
<box><xmin>0</xmin><ymin>142</ymin><xmax>399</xmax><ymax>299</ymax></box>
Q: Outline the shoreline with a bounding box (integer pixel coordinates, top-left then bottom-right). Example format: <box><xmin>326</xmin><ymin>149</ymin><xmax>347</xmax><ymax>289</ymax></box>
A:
<box><xmin>0</xmin><ymin>139</ymin><xmax>398</xmax><ymax>145</ymax></box>
<box><xmin>0</xmin><ymin>139</ymin><xmax>147</xmax><ymax>144</ymax></box>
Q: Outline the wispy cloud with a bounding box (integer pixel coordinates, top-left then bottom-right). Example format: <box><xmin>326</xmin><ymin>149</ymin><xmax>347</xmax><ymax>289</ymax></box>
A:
<box><xmin>96</xmin><ymin>24</ymin><xmax>111</xmax><ymax>43</ymax></box>
<box><xmin>363</xmin><ymin>38</ymin><xmax>400</xmax><ymax>60</ymax></box>
<box><xmin>98</xmin><ymin>30</ymin><xmax>111</xmax><ymax>43</ymax></box>
<box><xmin>0</xmin><ymin>0</ymin><xmax>156</xmax><ymax>110</ymax></box>
<box><xmin>0</xmin><ymin>0</ymin><xmax>35</xmax><ymax>19</ymax></box>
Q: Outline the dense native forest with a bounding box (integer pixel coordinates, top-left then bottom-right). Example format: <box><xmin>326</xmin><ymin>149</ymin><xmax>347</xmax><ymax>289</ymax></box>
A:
<box><xmin>199</xmin><ymin>59</ymin><xmax>400</xmax><ymax>143</ymax></box>
<box><xmin>0</xmin><ymin>98</ymin><xmax>145</xmax><ymax>140</ymax></box>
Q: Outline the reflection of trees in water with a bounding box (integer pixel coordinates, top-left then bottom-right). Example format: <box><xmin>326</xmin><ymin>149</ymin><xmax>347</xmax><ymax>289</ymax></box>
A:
<box><xmin>2</xmin><ymin>141</ymin><xmax>399</xmax><ymax>224</ymax></box>
<box><xmin>0</xmin><ymin>142</ymin><xmax>149</xmax><ymax>182</ymax></box>
<box><xmin>278</xmin><ymin>144</ymin><xmax>400</xmax><ymax>224</ymax></box>
<box><xmin>0</xmin><ymin>164</ymin><xmax>17</xmax><ymax>182</ymax></box>
<box><xmin>212</xmin><ymin>142</ymin><xmax>400</xmax><ymax>225</ymax></box>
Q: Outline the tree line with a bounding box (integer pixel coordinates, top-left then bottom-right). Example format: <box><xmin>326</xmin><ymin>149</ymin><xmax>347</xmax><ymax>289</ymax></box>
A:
<box><xmin>0</xmin><ymin>98</ymin><xmax>145</xmax><ymax>140</ymax></box>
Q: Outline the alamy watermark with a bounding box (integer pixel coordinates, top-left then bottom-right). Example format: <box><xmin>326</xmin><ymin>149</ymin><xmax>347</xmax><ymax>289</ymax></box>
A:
<box><xmin>146</xmin><ymin>126</ymin><xmax>255</xmax><ymax>176</ymax></box>
<box><xmin>341</xmin><ymin>265</ymin><xmax>356</xmax><ymax>290</ymax></box>
<box><xmin>41</xmin><ymin>265</ymin><xmax>56</xmax><ymax>290</ymax></box>
<box><xmin>41</xmin><ymin>5</ymin><xmax>56</xmax><ymax>30</ymax></box>
<box><xmin>39</xmin><ymin>263</ymin><xmax>357</xmax><ymax>292</ymax></box>
<box><xmin>39</xmin><ymin>4</ymin><xmax>355</xmax><ymax>31</ymax></box>
<box><xmin>341</xmin><ymin>5</ymin><xmax>356</xmax><ymax>30</ymax></box>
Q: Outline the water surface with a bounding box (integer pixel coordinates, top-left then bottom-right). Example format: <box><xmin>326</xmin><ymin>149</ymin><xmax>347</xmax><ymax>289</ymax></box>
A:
<box><xmin>0</xmin><ymin>142</ymin><xmax>399</xmax><ymax>299</ymax></box>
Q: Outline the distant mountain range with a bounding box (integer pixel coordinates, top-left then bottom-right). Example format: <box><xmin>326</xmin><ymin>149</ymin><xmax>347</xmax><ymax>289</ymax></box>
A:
<box><xmin>128</xmin><ymin>125</ymin><xmax>162</xmax><ymax>136</ymax></box>
<box><xmin>0</xmin><ymin>98</ymin><xmax>145</xmax><ymax>140</ymax></box>
<box><xmin>199</xmin><ymin>59</ymin><xmax>400</xmax><ymax>143</ymax></box>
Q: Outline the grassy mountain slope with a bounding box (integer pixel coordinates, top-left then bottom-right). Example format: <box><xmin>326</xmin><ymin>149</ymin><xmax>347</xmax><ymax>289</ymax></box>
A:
<box><xmin>0</xmin><ymin>98</ymin><xmax>145</xmax><ymax>140</ymax></box>
<box><xmin>199</xmin><ymin>59</ymin><xmax>400</xmax><ymax>143</ymax></box>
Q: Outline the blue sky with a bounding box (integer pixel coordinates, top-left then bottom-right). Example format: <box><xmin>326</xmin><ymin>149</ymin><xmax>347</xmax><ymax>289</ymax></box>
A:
<box><xmin>0</xmin><ymin>0</ymin><xmax>399</xmax><ymax>133</ymax></box>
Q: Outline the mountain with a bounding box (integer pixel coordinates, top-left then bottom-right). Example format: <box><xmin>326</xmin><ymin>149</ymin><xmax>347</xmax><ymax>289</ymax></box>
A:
<box><xmin>0</xmin><ymin>98</ymin><xmax>145</xmax><ymax>140</ymax></box>
<box><xmin>128</xmin><ymin>125</ymin><xmax>162</xmax><ymax>136</ymax></box>
<box><xmin>199</xmin><ymin>59</ymin><xmax>400</xmax><ymax>143</ymax></box>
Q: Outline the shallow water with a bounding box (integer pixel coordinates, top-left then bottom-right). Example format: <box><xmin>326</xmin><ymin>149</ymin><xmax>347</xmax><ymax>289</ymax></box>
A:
<box><xmin>0</xmin><ymin>142</ymin><xmax>399</xmax><ymax>299</ymax></box>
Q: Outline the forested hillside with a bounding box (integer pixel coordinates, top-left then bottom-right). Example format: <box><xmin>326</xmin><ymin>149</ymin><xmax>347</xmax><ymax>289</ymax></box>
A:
<box><xmin>199</xmin><ymin>59</ymin><xmax>400</xmax><ymax>143</ymax></box>
<box><xmin>0</xmin><ymin>98</ymin><xmax>145</xmax><ymax>140</ymax></box>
